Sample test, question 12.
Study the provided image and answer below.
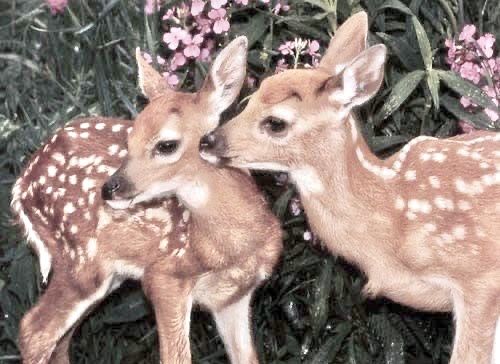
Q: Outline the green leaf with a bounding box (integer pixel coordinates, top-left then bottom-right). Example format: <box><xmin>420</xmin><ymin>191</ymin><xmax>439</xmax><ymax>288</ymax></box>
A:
<box><xmin>375</xmin><ymin>0</ymin><xmax>414</xmax><ymax>16</ymax></box>
<box><xmin>376</xmin><ymin>32</ymin><xmax>421</xmax><ymax>70</ymax></box>
<box><xmin>427</xmin><ymin>69</ymin><xmax>440</xmax><ymax>109</ymax></box>
<box><xmin>411</xmin><ymin>16</ymin><xmax>433</xmax><ymax>71</ymax></box>
<box><xmin>440</xmin><ymin>95</ymin><xmax>496</xmax><ymax>130</ymax></box>
<box><xmin>375</xmin><ymin>70</ymin><xmax>425</xmax><ymax>124</ymax></box>
<box><xmin>304</xmin><ymin>0</ymin><xmax>335</xmax><ymax>13</ymax></box>
<box><xmin>437</xmin><ymin>70</ymin><xmax>498</xmax><ymax>111</ymax></box>
<box><xmin>229</xmin><ymin>13</ymin><xmax>268</xmax><ymax>49</ymax></box>
<box><xmin>310</xmin><ymin>260</ymin><xmax>334</xmax><ymax>337</ymax></box>
<box><xmin>306</xmin><ymin>322</ymin><xmax>352</xmax><ymax>364</ymax></box>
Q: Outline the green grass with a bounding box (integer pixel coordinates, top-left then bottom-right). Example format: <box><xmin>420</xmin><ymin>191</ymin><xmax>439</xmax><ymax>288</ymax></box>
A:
<box><xmin>0</xmin><ymin>0</ymin><xmax>498</xmax><ymax>363</ymax></box>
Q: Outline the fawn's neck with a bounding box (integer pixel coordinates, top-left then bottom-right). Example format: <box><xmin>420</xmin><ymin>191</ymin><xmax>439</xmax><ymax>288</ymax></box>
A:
<box><xmin>292</xmin><ymin>115</ymin><xmax>398</xmax><ymax>273</ymax></box>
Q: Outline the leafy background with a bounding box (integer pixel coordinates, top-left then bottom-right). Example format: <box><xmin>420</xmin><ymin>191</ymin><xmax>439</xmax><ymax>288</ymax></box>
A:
<box><xmin>0</xmin><ymin>0</ymin><xmax>499</xmax><ymax>363</ymax></box>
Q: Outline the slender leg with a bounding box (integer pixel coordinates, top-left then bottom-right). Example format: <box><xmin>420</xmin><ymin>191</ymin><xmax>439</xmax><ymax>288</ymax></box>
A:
<box><xmin>450</xmin><ymin>293</ymin><xmax>498</xmax><ymax>364</ymax></box>
<box><xmin>142</xmin><ymin>272</ymin><xmax>193</xmax><ymax>364</ymax></box>
<box><xmin>18</xmin><ymin>273</ymin><xmax>112</xmax><ymax>364</ymax></box>
<box><xmin>213</xmin><ymin>290</ymin><xmax>259</xmax><ymax>364</ymax></box>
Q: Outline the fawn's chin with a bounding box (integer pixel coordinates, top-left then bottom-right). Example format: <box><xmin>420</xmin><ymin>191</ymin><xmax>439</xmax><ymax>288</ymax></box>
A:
<box><xmin>105</xmin><ymin>199</ymin><xmax>133</xmax><ymax>210</ymax></box>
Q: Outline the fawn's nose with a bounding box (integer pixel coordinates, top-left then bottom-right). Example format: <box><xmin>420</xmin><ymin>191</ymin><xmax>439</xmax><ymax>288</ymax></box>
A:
<box><xmin>199</xmin><ymin>132</ymin><xmax>227</xmax><ymax>156</ymax></box>
<box><xmin>101</xmin><ymin>175</ymin><xmax>126</xmax><ymax>200</ymax></box>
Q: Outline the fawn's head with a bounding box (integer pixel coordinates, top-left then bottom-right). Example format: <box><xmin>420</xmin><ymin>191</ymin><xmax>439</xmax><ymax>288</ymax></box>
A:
<box><xmin>102</xmin><ymin>37</ymin><xmax>248</xmax><ymax>209</ymax></box>
<box><xmin>202</xmin><ymin>12</ymin><xmax>386</xmax><ymax>172</ymax></box>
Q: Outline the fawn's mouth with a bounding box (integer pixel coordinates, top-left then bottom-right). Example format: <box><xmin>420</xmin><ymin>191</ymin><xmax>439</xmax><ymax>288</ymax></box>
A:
<box><xmin>105</xmin><ymin>198</ymin><xmax>134</xmax><ymax>210</ymax></box>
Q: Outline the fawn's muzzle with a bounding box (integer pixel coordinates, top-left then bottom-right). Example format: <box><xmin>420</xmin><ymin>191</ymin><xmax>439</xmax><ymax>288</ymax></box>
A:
<box><xmin>199</xmin><ymin>131</ymin><xmax>227</xmax><ymax>157</ymax></box>
<box><xmin>102</xmin><ymin>174</ymin><xmax>132</xmax><ymax>200</ymax></box>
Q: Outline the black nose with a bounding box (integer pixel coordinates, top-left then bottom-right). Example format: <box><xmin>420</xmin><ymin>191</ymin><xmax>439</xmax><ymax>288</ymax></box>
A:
<box><xmin>200</xmin><ymin>133</ymin><xmax>217</xmax><ymax>150</ymax></box>
<box><xmin>102</xmin><ymin>175</ymin><xmax>124</xmax><ymax>200</ymax></box>
<box><xmin>199</xmin><ymin>132</ymin><xmax>227</xmax><ymax>156</ymax></box>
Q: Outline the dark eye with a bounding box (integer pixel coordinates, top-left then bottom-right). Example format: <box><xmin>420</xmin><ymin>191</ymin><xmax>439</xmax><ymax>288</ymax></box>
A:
<box><xmin>262</xmin><ymin>117</ymin><xmax>288</xmax><ymax>135</ymax></box>
<box><xmin>154</xmin><ymin>140</ymin><xmax>179</xmax><ymax>155</ymax></box>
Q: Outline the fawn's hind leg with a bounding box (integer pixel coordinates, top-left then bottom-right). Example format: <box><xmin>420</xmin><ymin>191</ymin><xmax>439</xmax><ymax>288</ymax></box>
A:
<box><xmin>49</xmin><ymin>327</ymin><xmax>76</xmax><ymax>364</ymax></box>
<box><xmin>18</xmin><ymin>270</ymin><xmax>113</xmax><ymax>364</ymax></box>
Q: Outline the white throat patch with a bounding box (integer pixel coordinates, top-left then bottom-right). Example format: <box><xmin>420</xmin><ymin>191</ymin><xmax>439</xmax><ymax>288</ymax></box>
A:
<box><xmin>290</xmin><ymin>166</ymin><xmax>324</xmax><ymax>196</ymax></box>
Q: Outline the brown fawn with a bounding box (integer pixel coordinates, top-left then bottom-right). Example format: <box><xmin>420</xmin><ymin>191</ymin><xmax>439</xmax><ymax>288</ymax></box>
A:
<box><xmin>201</xmin><ymin>12</ymin><xmax>500</xmax><ymax>364</ymax></box>
<box><xmin>12</xmin><ymin>37</ymin><xmax>282</xmax><ymax>364</ymax></box>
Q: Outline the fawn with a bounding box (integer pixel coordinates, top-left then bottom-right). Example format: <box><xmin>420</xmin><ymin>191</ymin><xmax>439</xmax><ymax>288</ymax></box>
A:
<box><xmin>201</xmin><ymin>12</ymin><xmax>500</xmax><ymax>364</ymax></box>
<box><xmin>11</xmin><ymin>37</ymin><xmax>282</xmax><ymax>364</ymax></box>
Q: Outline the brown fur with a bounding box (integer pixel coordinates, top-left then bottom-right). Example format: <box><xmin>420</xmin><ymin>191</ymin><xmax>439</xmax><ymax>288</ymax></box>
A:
<box><xmin>12</xmin><ymin>38</ymin><xmax>282</xmax><ymax>364</ymax></box>
<box><xmin>211</xmin><ymin>13</ymin><xmax>500</xmax><ymax>364</ymax></box>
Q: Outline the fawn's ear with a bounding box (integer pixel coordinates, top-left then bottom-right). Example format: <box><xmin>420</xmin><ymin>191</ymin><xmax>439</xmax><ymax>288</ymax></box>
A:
<box><xmin>329</xmin><ymin>44</ymin><xmax>387</xmax><ymax>108</ymax></box>
<box><xmin>319</xmin><ymin>11</ymin><xmax>369</xmax><ymax>75</ymax></box>
<box><xmin>202</xmin><ymin>36</ymin><xmax>248</xmax><ymax>116</ymax></box>
<box><xmin>136</xmin><ymin>48</ymin><xmax>172</xmax><ymax>99</ymax></box>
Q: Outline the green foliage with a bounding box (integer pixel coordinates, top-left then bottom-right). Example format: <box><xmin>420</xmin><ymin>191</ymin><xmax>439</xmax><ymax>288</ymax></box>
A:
<box><xmin>0</xmin><ymin>0</ymin><xmax>498</xmax><ymax>363</ymax></box>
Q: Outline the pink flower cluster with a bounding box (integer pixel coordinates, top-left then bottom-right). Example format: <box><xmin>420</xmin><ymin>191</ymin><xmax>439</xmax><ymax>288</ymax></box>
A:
<box><xmin>46</xmin><ymin>0</ymin><xmax>68</xmax><ymax>14</ymax></box>
<box><xmin>445</xmin><ymin>25</ymin><xmax>499</xmax><ymax>129</ymax></box>
<box><xmin>275</xmin><ymin>38</ymin><xmax>320</xmax><ymax>73</ymax></box>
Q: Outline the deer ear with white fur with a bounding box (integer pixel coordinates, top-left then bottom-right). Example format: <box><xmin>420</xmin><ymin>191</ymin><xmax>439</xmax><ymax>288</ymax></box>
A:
<box><xmin>319</xmin><ymin>11</ymin><xmax>369</xmax><ymax>75</ymax></box>
<box><xmin>136</xmin><ymin>48</ymin><xmax>172</xmax><ymax>99</ymax></box>
<box><xmin>329</xmin><ymin>44</ymin><xmax>387</xmax><ymax>108</ymax></box>
<box><xmin>202</xmin><ymin>36</ymin><xmax>248</xmax><ymax>115</ymax></box>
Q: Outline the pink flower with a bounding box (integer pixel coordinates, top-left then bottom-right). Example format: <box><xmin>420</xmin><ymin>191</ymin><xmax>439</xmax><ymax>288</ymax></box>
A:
<box><xmin>162</xmin><ymin>72</ymin><xmax>180</xmax><ymax>87</ymax></box>
<box><xmin>208</xmin><ymin>9</ymin><xmax>230</xmax><ymax>34</ymax></box>
<box><xmin>199</xmin><ymin>47</ymin><xmax>212</xmax><ymax>61</ymax></box>
<box><xmin>303</xmin><ymin>231</ymin><xmax>312</xmax><ymax>241</ymax></box>
<box><xmin>460</xmin><ymin>96</ymin><xmax>472</xmax><ymax>108</ymax></box>
<box><xmin>273</xmin><ymin>0</ymin><xmax>290</xmax><ymax>14</ymax></box>
<box><xmin>477</xmin><ymin>33</ymin><xmax>495</xmax><ymax>58</ymax></box>
<box><xmin>275</xmin><ymin>58</ymin><xmax>289</xmax><ymax>73</ymax></box>
<box><xmin>459</xmin><ymin>120</ymin><xmax>476</xmax><ymax>133</ymax></box>
<box><xmin>163</xmin><ymin>27</ymin><xmax>189</xmax><ymax>50</ymax></box>
<box><xmin>306</xmin><ymin>40</ymin><xmax>320</xmax><ymax>57</ymax></box>
<box><xmin>162</xmin><ymin>9</ymin><xmax>175</xmax><ymax>20</ymax></box>
<box><xmin>278</xmin><ymin>41</ymin><xmax>295</xmax><ymax>55</ymax></box>
<box><xmin>459</xmin><ymin>24</ymin><xmax>476</xmax><ymax>43</ymax></box>
<box><xmin>157</xmin><ymin>56</ymin><xmax>166</xmax><ymax>65</ymax></box>
<box><xmin>170</xmin><ymin>52</ymin><xmax>187</xmax><ymax>70</ymax></box>
<box><xmin>246</xmin><ymin>76</ymin><xmax>256</xmax><ymax>88</ymax></box>
<box><xmin>459</xmin><ymin>62</ymin><xmax>481</xmax><ymax>84</ymax></box>
<box><xmin>444</xmin><ymin>38</ymin><xmax>457</xmax><ymax>64</ymax></box>
<box><xmin>195</xmin><ymin>15</ymin><xmax>213</xmax><ymax>34</ymax></box>
<box><xmin>183</xmin><ymin>33</ymin><xmax>204</xmax><ymax>58</ymax></box>
<box><xmin>46</xmin><ymin>0</ymin><xmax>68</xmax><ymax>14</ymax></box>
<box><xmin>191</xmin><ymin>0</ymin><xmax>205</xmax><ymax>16</ymax></box>
<box><xmin>210</xmin><ymin>0</ymin><xmax>227</xmax><ymax>9</ymax></box>
<box><xmin>142</xmin><ymin>52</ymin><xmax>153</xmax><ymax>64</ymax></box>
<box><xmin>145</xmin><ymin>0</ymin><xmax>161</xmax><ymax>14</ymax></box>
<box><xmin>234</xmin><ymin>0</ymin><xmax>249</xmax><ymax>5</ymax></box>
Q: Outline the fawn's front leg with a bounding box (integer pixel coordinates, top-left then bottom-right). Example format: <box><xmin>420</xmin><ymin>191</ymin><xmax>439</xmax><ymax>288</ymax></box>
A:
<box><xmin>450</xmin><ymin>291</ymin><xmax>498</xmax><ymax>364</ymax></box>
<box><xmin>142</xmin><ymin>269</ymin><xmax>194</xmax><ymax>364</ymax></box>
<box><xmin>213</xmin><ymin>290</ymin><xmax>259</xmax><ymax>364</ymax></box>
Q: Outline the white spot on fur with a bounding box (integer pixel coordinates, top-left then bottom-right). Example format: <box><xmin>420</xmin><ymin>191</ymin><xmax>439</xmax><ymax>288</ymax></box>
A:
<box><xmin>108</xmin><ymin>145</ymin><xmax>119</xmax><ymax>156</ymax></box>
<box><xmin>395</xmin><ymin>196</ymin><xmax>405</xmax><ymax>210</ymax></box>
<box><xmin>452</xmin><ymin>225</ymin><xmax>466</xmax><ymax>240</ymax></box>
<box><xmin>58</xmin><ymin>173</ymin><xmax>66</xmax><ymax>183</ymax></box>
<box><xmin>405</xmin><ymin>170</ymin><xmax>416</xmax><ymax>181</ymax></box>
<box><xmin>112</xmin><ymin>124</ymin><xmax>123</xmax><ymax>132</ymax></box>
<box><xmin>457</xmin><ymin>200</ymin><xmax>472</xmax><ymax>211</ymax></box>
<box><xmin>87</xmin><ymin>238</ymin><xmax>97</xmax><ymax>259</ymax></box>
<box><xmin>95</xmin><ymin>123</ymin><xmax>105</xmax><ymax>130</ymax></box>
<box><xmin>69</xmin><ymin>175</ymin><xmax>77</xmax><ymax>185</ymax></box>
<box><xmin>48</xmin><ymin>165</ymin><xmax>57</xmax><ymax>177</ymax></box>
<box><xmin>118</xmin><ymin>149</ymin><xmax>128</xmax><ymax>158</ymax></box>
<box><xmin>429</xmin><ymin>176</ymin><xmax>440</xmax><ymax>188</ymax></box>
<box><xmin>64</xmin><ymin>202</ymin><xmax>76</xmax><ymax>214</ymax></box>
<box><xmin>82</xmin><ymin>177</ymin><xmax>96</xmax><ymax>192</ymax></box>
<box><xmin>70</xmin><ymin>225</ymin><xmax>78</xmax><ymax>234</ymax></box>
<box><xmin>159</xmin><ymin>238</ymin><xmax>169</xmax><ymax>251</ymax></box>
<box><xmin>52</xmin><ymin>153</ymin><xmax>66</xmax><ymax>165</ymax></box>
<box><xmin>80</xmin><ymin>122</ymin><xmax>90</xmax><ymax>129</ymax></box>
<box><xmin>424</xmin><ymin>223</ymin><xmax>437</xmax><ymax>232</ymax></box>
<box><xmin>39</xmin><ymin>176</ymin><xmax>46</xmax><ymax>185</ymax></box>
<box><xmin>68</xmin><ymin>131</ymin><xmax>78</xmax><ymax>139</ymax></box>
<box><xmin>434</xmin><ymin>196</ymin><xmax>454</xmax><ymax>211</ymax></box>
<box><xmin>431</xmin><ymin>152</ymin><xmax>446</xmax><ymax>163</ymax></box>
<box><xmin>80</xmin><ymin>132</ymin><xmax>89</xmax><ymax>139</ymax></box>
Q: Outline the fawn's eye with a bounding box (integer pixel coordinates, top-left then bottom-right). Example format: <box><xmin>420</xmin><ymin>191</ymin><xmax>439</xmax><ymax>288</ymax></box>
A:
<box><xmin>154</xmin><ymin>140</ymin><xmax>179</xmax><ymax>155</ymax></box>
<box><xmin>261</xmin><ymin>117</ymin><xmax>289</xmax><ymax>136</ymax></box>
